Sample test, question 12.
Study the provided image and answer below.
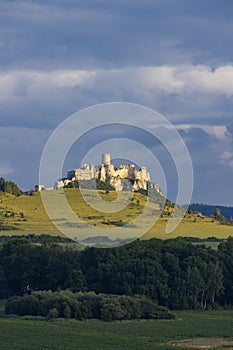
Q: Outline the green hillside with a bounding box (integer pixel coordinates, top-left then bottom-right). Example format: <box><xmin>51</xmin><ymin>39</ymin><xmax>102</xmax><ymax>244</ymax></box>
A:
<box><xmin>0</xmin><ymin>191</ymin><xmax>59</xmax><ymax>235</ymax></box>
<box><xmin>0</xmin><ymin>188</ymin><xmax>233</xmax><ymax>239</ymax></box>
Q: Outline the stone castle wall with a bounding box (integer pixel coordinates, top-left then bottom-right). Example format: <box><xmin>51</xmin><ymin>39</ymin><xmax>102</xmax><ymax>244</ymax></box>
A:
<box><xmin>54</xmin><ymin>154</ymin><xmax>162</xmax><ymax>194</ymax></box>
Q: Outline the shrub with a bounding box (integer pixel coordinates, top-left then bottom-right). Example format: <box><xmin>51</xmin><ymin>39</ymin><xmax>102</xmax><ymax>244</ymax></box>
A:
<box><xmin>48</xmin><ymin>308</ymin><xmax>59</xmax><ymax>319</ymax></box>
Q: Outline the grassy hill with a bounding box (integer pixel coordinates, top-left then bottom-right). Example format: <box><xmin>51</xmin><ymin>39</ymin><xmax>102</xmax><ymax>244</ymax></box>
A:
<box><xmin>0</xmin><ymin>188</ymin><xmax>233</xmax><ymax>240</ymax></box>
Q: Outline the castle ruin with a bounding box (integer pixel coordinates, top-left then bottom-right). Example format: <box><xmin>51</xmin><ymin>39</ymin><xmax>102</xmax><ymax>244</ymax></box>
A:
<box><xmin>55</xmin><ymin>154</ymin><xmax>162</xmax><ymax>194</ymax></box>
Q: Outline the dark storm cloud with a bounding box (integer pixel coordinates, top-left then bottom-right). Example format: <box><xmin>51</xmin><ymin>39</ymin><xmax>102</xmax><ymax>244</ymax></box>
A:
<box><xmin>1</xmin><ymin>0</ymin><xmax>233</xmax><ymax>70</ymax></box>
<box><xmin>1</xmin><ymin>0</ymin><xmax>233</xmax><ymax>129</ymax></box>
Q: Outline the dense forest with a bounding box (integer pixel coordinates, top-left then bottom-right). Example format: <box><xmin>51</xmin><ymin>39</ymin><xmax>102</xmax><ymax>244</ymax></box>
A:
<box><xmin>1</xmin><ymin>237</ymin><xmax>233</xmax><ymax>312</ymax></box>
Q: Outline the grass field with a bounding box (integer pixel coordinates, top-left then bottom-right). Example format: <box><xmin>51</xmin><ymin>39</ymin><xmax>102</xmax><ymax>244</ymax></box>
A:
<box><xmin>0</xmin><ymin>189</ymin><xmax>233</xmax><ymax>241</ymax></box>
<box><xmin>0</xmin><ymin>308</ymin><xmax>233</xmax><ymax>349</ymax></box>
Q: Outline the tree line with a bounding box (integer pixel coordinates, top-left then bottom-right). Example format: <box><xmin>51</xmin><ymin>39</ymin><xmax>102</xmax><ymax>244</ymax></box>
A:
<box><xmin>5</xmin><ymin>290</ymin><xmax>174</xmax><ymax>321</ymax></box>
<box><xmin>1</xmin><ymin>237</ymin><xmax>233</xmax><ymax>310</ymax></box>
<box><xmin>188</xmin><ymin>203</ymin><xmax>233</xmax><ymax>222</ymax></box>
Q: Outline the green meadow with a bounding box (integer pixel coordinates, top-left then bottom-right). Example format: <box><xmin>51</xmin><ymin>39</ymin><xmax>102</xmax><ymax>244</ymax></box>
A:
<box><xmin>0</xmin><ymin>189</ymin><xmax>233</xmax><ymax>240</ymax></box>
<box><xmin>0</xmin><ymin>307</ymin><xmax>233</xmax><ymax>350</ymax></box>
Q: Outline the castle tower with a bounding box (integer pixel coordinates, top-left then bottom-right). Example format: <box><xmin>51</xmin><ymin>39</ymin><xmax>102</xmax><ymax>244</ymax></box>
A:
<box><xmin>101</xmin><ymin>153</ymin><xmax>111</xmax><ymax>165</ymax></box>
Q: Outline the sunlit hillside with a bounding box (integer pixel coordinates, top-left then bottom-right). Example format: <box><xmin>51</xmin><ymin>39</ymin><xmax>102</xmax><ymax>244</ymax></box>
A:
<box><xmin>0</xmin><ymin>189</ymin><xmax>233</xmax><ymax>240</ymax></box>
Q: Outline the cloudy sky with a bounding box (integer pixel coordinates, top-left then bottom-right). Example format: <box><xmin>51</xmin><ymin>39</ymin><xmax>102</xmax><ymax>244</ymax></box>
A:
<box><xmin>1</xmin><ymin>0</ymin><xmax>233</xmax><ymax>205</ymax></box>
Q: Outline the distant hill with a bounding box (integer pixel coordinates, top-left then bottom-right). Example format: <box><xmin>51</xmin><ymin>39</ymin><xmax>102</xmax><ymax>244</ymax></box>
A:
<box><xmin>187</xmin><ymin>203</ymin><xmax>233</xmax><ymax>220</ymax></box>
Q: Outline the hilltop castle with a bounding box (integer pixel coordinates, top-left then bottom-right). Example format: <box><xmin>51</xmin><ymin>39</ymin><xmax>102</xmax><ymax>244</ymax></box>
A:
<box><xmin>54</xmin><ymin>154</ymin><xmax>162</xmax><ymax>194</ymax></box>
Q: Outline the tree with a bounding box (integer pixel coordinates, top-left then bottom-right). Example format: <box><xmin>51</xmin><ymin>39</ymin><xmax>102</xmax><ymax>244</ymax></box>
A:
<box><xmin>218</xmin><ymin>237</ymin><xmax>233</xmax><ymax>304</ymax></box>
<box><xmin>48</xmin><ymin>308</ymin><xmax>59</xmax><ymax>319</ymax></box>
<box><xmin>0</xmin><ymin>177</ymin><xmax>22</xmax><ymax>195</ymax></box>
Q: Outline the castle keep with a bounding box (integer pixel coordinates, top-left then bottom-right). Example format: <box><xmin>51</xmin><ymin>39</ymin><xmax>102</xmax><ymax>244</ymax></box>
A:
<box><xmin>98</xmin><ymin>154</ymin><xmax>150</xmax><ymax>191</ymax></box>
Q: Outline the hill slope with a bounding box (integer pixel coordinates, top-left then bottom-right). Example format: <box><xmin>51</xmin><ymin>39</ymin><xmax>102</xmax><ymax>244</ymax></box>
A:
<box><xmin>0</xmin><ymin>189</ymin><xmax>233</xmax><ymax>240</ymax></box>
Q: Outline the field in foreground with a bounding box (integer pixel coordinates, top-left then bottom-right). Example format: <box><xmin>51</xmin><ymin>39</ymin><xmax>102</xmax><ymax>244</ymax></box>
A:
<box><xmin>1</xmin><ymin>309</ymin><xmax>233</xmax><ymax>349</ymax></box>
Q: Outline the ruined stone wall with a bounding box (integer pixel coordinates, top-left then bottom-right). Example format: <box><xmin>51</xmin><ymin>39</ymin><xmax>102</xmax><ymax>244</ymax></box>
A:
<box><xmin>55</xmin><ymin>154</ymin><xmax>158</xmax><ymax>193</ymax></box>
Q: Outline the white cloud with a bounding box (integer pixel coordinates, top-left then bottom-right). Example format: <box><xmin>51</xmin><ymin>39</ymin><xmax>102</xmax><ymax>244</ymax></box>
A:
<box><xmin>125</xmin><ymin>66</ymin><xmax>185</xmax><ymax>93</ymax></box>
<box><xmin>1</xmin><ymin>64</ymin><xmax>233</xmax><ymax>102</ymax></box>
<box><xmin>0</xmin><ymin>64</ymin><xmax>233</xmax><ymax>131</ymax></box>
<box><xmin>0</xmin><ymin>69</ymin><xmax>96</xmax><ymax>100</ymax></box>
<box><xmin>178</xmin><ymin>65</ymin><xmax>233</xmax><ymax>96</ymax></box>
<box><xmin>176</xmin><ymin>124</ymin><xmax>230</xmax><ymax>141</ymax></box>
